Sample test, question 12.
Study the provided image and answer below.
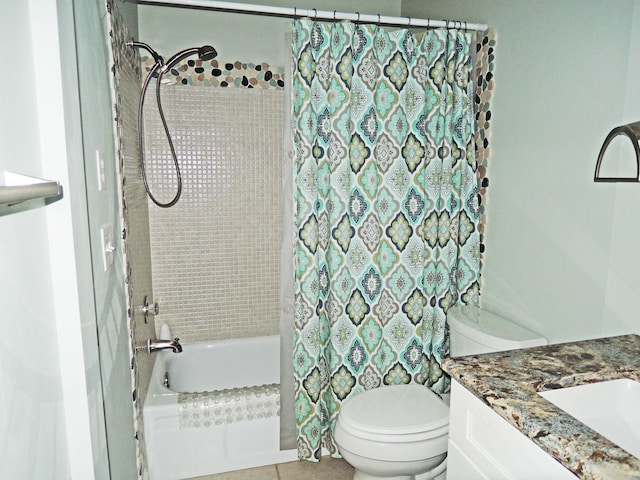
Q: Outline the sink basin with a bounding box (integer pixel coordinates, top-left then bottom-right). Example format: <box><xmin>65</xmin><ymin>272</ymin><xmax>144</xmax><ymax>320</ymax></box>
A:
<box><xmin>539</xmin><ymin>378</ymin><xmax>640</xmax><ymax>458</ymax></box>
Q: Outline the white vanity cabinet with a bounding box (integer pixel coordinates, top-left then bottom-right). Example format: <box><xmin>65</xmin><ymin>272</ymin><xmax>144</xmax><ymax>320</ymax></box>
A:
<box><xmin>446</xmin><ymin>380</ymin><xmax>577</xmax><ymax>480</ymax></box>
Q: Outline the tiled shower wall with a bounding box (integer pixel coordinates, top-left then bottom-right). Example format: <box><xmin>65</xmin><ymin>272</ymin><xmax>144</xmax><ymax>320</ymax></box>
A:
<box><xmin>143</xmin><ymin>81</ymin><xmax>284</xmax><ymax>343</ymax></box>
<box><xmin>108</xmin><ymin>1</ymin><xmax>156</xmax><ymax>476</ymax></box>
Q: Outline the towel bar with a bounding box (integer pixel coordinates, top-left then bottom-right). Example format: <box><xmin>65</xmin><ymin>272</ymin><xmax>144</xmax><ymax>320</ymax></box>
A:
<box><xmin>0</xmin><ymin>171</ymin><xmax>62</xmax><ymax>209</ymax></box>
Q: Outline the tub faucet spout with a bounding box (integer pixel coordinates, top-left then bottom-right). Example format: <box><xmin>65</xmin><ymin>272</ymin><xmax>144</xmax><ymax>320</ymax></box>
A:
<box><xmin>147</xmin><ymin>337</ymin><xmax>183</xmax><ymax>353</ymax></box>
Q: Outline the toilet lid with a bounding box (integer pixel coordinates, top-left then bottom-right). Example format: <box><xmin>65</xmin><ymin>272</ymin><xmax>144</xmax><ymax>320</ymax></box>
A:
<box><xmin>448</xmin><ymin>305</ymin><xmax>547</xmax><ymax>351</ymax></box>
<box><xmin>339</xmin><ymin>384</ymin><xmax>449</xmax><ymax>435</ymax></box>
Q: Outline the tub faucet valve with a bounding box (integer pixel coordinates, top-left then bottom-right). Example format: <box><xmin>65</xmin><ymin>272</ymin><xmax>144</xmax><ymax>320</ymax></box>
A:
<box><xmin>146</xmin><ymin>337</ymin><xmax>183</xmax><ymax>354</ymax></box>
<box><xmin>139</xmin><ymin>295</ymin><xmax>159</xmax><ymax>323</ymax></box>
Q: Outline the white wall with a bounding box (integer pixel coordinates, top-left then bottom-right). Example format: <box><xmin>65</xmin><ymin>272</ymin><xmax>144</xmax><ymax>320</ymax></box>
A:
<box><xmin>402</xmin><ymin>0</ymin><xmax>639</xmax><ymax>343</ymax></box>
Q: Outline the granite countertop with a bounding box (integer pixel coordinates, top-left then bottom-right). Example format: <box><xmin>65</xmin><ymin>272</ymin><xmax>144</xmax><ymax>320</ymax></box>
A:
<box><xmin>443</xmin><ymin>334</ymin><xmax>640</xmax><ymax>480</ymax></box>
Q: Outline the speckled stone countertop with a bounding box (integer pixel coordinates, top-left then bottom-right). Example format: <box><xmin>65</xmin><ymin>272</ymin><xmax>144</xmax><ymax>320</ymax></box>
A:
<box><xmin>443</xmin><ymin>334</ymin><xmax>640</xmax><ymax>480</ymax></box>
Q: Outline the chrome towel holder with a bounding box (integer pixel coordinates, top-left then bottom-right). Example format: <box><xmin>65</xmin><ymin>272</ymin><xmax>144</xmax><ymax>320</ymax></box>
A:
<box><xmin>594</xmin><ymin>121</ymin><xmax>640</xmax><ymax>182</ymax></box>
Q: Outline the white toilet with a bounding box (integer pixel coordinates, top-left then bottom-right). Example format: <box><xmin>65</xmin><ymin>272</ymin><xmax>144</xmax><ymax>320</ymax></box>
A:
<box><xmin>333</xmin><ymin>304</ymin><xmax>547</xmax><ymax>480</ymax></box>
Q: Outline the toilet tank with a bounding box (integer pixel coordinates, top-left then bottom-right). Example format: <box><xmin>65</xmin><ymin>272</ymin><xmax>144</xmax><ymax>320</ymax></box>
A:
<box><xmin>448</xmin><ymin>305</ymin><xmax>547</xmax><ymax>357</ymax></box>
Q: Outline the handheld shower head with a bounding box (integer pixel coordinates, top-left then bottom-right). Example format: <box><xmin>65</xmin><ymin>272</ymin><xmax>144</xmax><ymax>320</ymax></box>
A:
<box><xmin>164</xmin><ymin>45</ymin><xmax>218</xmax><ymax>70</ymax></box>
<box><xmin>132</xmin><ymin>40</ymin><xmax>221</xmax><ymax>208</ymax></box>
<box><xmin>198</xmin><ymin>45</ymin><xmax>218</xmax><ymax>61</ymax></box>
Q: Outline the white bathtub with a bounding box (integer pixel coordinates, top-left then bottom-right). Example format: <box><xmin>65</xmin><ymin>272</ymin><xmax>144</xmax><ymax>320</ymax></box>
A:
<box><xmin>144</xmin><ymin>334</ymin><xmax>298</xmax><ymax>480</ymax></box>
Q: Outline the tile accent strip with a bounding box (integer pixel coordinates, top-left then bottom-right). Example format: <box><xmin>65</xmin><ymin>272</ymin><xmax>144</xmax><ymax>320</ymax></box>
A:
<box><xmin>474</xmin><ymin>29</ymin><xmax>496</xmax><ymax>275</ymax></box>
<box><xmin>108</xmin><ymin>2</ymin><xmax>154</xmax><ymax>478</ymax></box>
<box><xmin>142</xmin><ymin>57</ymin><xmax>285</xmax><ymax>89</ymax></box>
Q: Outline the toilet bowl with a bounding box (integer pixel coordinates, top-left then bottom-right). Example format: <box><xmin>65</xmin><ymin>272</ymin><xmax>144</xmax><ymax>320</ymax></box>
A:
<box><xmin>334</xmin><ymin>304</ymin><xmax>547</xmax><ymax>480</ymax></box>
<box><xmin>334</xmin><ymin>384</ymin><xmax>449</xmax><ymax>480</ymax></box>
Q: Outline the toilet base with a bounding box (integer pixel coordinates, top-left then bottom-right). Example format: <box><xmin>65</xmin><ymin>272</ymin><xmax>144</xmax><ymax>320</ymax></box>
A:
<box><xmin>415</xmin><ymin>457</ymin><xmax>447</xmax><ymax>480</ymax></box>
<box><xmin>353</xmin><ymin>472</ymin><xmax>412</xmax><ymax>480</ymax></box>
<box><xmin>349</xmin><ymin>456</ymin><xmax>447</xmax><ymax>480</ymax></box>
<box><xmin>352</xmin><ymin>468</ymin><xmax>445</xmax><ymax>480</ymax></box>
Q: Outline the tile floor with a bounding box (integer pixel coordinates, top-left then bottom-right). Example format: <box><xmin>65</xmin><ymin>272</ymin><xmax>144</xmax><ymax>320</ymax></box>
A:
<box><xmin>189</xmin><ymin>457</ymin><xmax>354</xmax><ymax>480</ymax></box>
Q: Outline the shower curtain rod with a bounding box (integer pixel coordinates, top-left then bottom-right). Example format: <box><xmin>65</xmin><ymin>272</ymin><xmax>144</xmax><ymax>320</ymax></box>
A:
<box><xmin>137</xmin><ymin>0</ymin><xmax>489</xmax><ymax>32</ymax></box>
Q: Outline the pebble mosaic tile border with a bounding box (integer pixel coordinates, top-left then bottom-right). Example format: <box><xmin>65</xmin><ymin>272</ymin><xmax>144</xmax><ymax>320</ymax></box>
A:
<box><xmin>474</xmin><ymin>29</ymin><xmax>496</xmax><ymax>275</ymax></box>
<box><xmin>142</xmin><ymin>57</ymin><xmax>285</xmax><ymax>89</ymax></box>
<box><xmin>107</xmin><ymin>1</ymin><xmax>148</xmax><ymax>478</ymax></box>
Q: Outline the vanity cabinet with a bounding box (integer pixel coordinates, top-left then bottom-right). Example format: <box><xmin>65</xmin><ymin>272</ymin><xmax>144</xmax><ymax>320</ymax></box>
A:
<box><xmin>447</xmin><ymin>380</ymin><xmax>577</xmax><ymax>480</ymax></box>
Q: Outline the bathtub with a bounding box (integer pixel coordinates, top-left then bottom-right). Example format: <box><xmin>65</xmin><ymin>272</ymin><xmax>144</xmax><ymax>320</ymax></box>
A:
<box><xmin>144</xmin><ymin>334</ymin><xmax>298</xmax><ymax>480</ymax></box>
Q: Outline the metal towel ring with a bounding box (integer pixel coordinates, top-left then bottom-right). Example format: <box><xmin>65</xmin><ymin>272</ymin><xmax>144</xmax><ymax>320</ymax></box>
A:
<box><xmin>594</xmin><ymin>121</ymin><xmax>640</xmax><ymax>182</ymax></box>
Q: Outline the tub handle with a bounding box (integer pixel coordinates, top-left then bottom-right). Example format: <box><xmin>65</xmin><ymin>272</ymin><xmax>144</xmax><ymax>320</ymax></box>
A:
<box><xmin>139</xmin><ymin>295</ymin><xmax>159</xmax><ymax>323</ymax></box>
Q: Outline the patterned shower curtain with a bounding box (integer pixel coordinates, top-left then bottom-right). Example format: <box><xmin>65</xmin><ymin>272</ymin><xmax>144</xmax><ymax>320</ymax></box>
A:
<box><xmin>291</xmin><ymin>18</ymin><xmax>481</xmax><ymax>460</ymax></box>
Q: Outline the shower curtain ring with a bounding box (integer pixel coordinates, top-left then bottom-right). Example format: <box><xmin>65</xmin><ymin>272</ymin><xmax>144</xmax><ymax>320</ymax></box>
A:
<box><xmin>377</xmin><ymin>13</ymin><xmax>381</xmax><ymax>25</ymax></box>
<box><xmin>408</xmin><ymin>16</ymin><xmax>412</xmax><ymax>27</ymax></box>
<box><xmin>312</xmin><ymin>8</ymin><xmax>317</xmax><ymax>18</ymax></box>
<box><xmin>333</xmin><ymin>10</ymin><xmax>336</xmax><ymax>20</ymax></box>
<box><xmin>356</xmin><ymin>11</ymin><xmax>360</xmax><ymax>22</ymax></box>
<box><xmin>293</xmin><ymin>7</ymin><xmax>297</xmax><ymax>19</ymax></box>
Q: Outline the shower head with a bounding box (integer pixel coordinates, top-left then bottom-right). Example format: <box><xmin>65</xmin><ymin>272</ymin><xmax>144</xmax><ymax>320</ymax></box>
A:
<box><xmin>127</xmin><ymin>41</ymin><xmax>218</xmax><ymax>72</ymax></box>
<box><xmin>127</xmin><ymin>41</ymin><xmax>163</xmax><ymax>64</ymax></box>
<box><xmin>198</xmin><ymin>45</ymin><xmax>218</xmax><ymax>61</ymax></box>
<box><xmin>164</xmin><ymin>45</ymin><xmax>218</xmax><ymax>70</ymax></box>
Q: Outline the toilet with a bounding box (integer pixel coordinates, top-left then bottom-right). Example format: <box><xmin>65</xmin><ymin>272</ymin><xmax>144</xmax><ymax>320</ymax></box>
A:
<box><xmin>333</xmin><ymin>304</ymin><xmax>547</xmax><ymax>480</ymax></box>
<box><xmin>334</xmin><ymin>383</ymin><xmax>449</xmax><ymax>480</ymax></box>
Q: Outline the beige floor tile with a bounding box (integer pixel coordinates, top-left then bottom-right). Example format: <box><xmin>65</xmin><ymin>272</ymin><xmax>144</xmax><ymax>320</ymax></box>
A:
<box><xmin>188</xmin><ymin>465</ymin><xmax>279</xmax><ymax>480</ymax></box>
<box><xmin>276</xmin><ymin>457</ymin><xmax>354</xmax><ymax>480</ymax></box>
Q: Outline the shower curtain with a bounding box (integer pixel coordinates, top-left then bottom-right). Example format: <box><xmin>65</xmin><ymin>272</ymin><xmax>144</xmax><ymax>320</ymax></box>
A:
<box><xmin>291</xmin><ymin>18</ymin><xmax>481</xmax><ymax>459</ymax></box>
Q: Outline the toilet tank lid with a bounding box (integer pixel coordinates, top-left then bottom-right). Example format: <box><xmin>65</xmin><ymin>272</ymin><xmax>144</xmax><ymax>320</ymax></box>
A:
<box><xmin>448</xmin><ymin>305</ymin><xmax>547</xmax><ymax>349</ymax></box>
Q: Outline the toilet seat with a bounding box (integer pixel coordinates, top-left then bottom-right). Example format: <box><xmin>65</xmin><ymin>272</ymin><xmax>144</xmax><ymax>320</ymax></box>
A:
<box><xmin>338</xmin><ymin>384</ymin><xmax>449</xmax><ymax>442</ymax></box>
